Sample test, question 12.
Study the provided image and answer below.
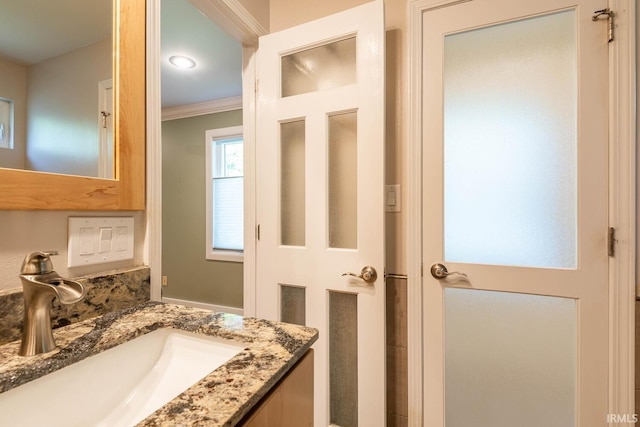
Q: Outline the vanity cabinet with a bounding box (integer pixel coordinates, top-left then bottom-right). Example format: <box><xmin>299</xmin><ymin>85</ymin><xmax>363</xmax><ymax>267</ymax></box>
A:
<box><xmin>241</xmin><ymin>349</ymin><xmax>314</xmax><ymax>427</ymax></box>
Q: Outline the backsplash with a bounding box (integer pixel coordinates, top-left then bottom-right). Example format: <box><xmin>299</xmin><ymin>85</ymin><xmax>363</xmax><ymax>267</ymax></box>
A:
<box><xmin>0</xmin><ymin>266</ymin><xmax>150</xmax><ymax>345</ymax></box>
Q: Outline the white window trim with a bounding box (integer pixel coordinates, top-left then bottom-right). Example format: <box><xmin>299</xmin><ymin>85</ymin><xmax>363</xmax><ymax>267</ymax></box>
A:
<box><xmin>205</xmin><ymin>125</ymin><xmax>244</xmax><ymax>262</ymax></box>
<box><xmin>0</xmin><ymin>97</ymin><xmax>14</xmax><ymax>150</ymax></box>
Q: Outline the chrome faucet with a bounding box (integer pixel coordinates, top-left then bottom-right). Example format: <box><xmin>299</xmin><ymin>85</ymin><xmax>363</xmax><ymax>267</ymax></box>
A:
<box><xmin>18</xmin><ymin>251</ymin><xmax>85</xmax><ymax>356</ymax></box>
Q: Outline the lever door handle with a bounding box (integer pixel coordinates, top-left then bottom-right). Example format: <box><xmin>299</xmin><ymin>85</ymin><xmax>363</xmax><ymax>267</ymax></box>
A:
<box><xmin>430</xmin><ymin>263</ymin><xmax>468</xmax><ymax>280</ymax></box>
<box><xmin>342</xmin><ymin>266</ymin><xmax>378</xmax><ymax>284</ymax></box>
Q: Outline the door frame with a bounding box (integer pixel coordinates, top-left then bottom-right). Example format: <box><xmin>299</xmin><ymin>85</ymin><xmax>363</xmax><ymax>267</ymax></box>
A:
<box><xmin>406</xmin><ymin>0</ymin><xmax>636</xmax><ymax>424</ymax></box>
<box><xmin>146</xmin><ymin>0</ymin><xmax>265</xmax><ymax>313</ymax></box>
<box><xmin>98</xmin><ymin>78</ymin><xmax>113</xmax><ymax>179</ymax></box>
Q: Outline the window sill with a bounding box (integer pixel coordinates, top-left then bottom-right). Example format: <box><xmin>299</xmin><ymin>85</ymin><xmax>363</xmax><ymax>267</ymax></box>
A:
<box><xmin>207</xmin><ymin>250</ymin><xmax>244</xmax><ymax>263</ymax></box>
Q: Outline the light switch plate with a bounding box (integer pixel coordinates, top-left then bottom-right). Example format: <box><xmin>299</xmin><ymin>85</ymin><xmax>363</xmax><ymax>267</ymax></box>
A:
<box><xmin>385</xmin><ymin>184</ymin><xmax>401</xmax><ymax>212</ymax></box>
<box><xmin>68</xmin><ymin>217</ymin><xmax>134</xmax><ymax>267</ymax></box>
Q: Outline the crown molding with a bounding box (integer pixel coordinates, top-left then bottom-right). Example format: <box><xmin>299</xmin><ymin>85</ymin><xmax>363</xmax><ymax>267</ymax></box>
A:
<box><xmin>161</xmin><ymin>96</ymin><xmax>242</xmax><ymax>121</ymax></box>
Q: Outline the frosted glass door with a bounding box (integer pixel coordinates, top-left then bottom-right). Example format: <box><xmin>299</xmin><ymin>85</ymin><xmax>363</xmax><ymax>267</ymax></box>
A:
<box><xmin>421</xmin><ymin>0</ymin><xmax>610</xmax><ymax>425</ymax></box>
<box><xmin>256</xmin><ymin>2</ymin><xmax>385</xmax><ymax>426</ymax></box>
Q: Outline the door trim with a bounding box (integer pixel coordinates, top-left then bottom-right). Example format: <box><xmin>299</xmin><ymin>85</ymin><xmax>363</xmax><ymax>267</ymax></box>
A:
<box><xmin>241</xmin><ymin>44</ymin><xmax>258</xmax><ymax>316</ymax></box>
<box><xmin>407</xmin><ymin>2</ymin><xmax>428</xmax><ymax>425</ymax></box>
<box><xmin>406</xmin><ymin>0</ymin><xmax>636</xmax><ymax>424</ymax></box>
<box><xmin>607</xmin><ymin>0</ymin><xmax>636</xmax><ymax>417</ymax></box>
<box><xmin>147</xmin><ymin>0</ymin><xmax>162</xmax><ymax>302</ymax></box>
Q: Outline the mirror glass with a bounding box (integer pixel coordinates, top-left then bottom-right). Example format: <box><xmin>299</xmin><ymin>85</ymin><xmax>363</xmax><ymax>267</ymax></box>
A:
<box><xmin>0</xmin><ymin>0</ymin><xmax>113</xmax><ymax>178</ymax></box>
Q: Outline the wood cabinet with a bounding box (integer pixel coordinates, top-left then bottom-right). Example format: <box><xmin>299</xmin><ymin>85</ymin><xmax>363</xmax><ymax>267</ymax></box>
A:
<box><xmin>241</xmin><ymin>349</ymin><xmax>313</xmax><ymax>426</ymax></box>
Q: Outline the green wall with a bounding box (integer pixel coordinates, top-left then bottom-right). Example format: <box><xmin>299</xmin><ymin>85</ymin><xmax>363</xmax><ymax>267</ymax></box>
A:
<box><xmin>162</xmin><ymin>110</ymin><xmax>243</xmax><ymax>308</ymax></box>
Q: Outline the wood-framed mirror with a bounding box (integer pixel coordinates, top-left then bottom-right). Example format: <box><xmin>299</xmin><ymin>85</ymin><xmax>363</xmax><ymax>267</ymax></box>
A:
<box><xmin>0</xmin><ymin>0</ymin><xmax>145</xmax><ymax>210</ymax></box>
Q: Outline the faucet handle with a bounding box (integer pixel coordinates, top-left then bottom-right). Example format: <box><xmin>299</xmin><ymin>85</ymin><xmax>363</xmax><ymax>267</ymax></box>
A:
<box><xmin>20</xmin><ymin>251</ymin><xmax>58</xmax><ymax>275</ymax></box>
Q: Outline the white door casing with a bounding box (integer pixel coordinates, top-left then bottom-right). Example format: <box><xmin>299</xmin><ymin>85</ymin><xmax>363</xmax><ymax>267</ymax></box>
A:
<box><xmin>146</xmin><ymin>0</ymin><xmax>266</xmax><ymax>304</ymax></box>
<box><xmin>419</xmin><ymin>0</ymin><xmax>616</xmax><ymax>425</ymax></box>
<box><xmin>98</xmin><ymin>79</ymin><xmax>113</xmax><ymax>179</ymax></box>
<box><xmin>255</xmin><ymin>1</ymin><xmax>386</xmax><ymax>426</ymax></box>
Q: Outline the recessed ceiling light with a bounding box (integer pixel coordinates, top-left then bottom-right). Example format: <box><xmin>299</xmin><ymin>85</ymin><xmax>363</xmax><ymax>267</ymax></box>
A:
<box><xmin>169</xmin><ymin>55</ymin><xmax>196</xmax><ymax>69</ymax></box>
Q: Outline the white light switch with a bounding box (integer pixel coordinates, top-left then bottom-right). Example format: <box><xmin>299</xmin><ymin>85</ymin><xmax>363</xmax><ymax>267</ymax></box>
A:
<box><xmin>80</xmin><ymin>227</ymin><xmax>95</xmax><ymax>255</ymax></box>
<box><xmin>115</xmin><ymin>226</ymin><xmax>128</xmax><ymax>252</ymax></box>
<box><xmin>68</xmin><ymin>217</ymin><xmax>134</xmax><ymax>267</ymax></box>
<box><xmin>385</xmin><ymin>184</ymin><xmax>401</xmax><ymax>213</ymax></box>
<box><xmin>99</xmin><ymin>227</ymin><xmax>113</xmax><ymax>253</ymax></box>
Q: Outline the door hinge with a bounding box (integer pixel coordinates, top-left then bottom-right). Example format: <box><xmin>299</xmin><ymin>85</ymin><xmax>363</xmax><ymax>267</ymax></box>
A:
<box><xmin>608</xmin><ymin>227</ymin><xmax>616</xmax><ymax>257</ymax></box>
<box><xmin>257</xmin><ymin>224</ymin><xmax>261</xmax><ymax>241</ymax></box>
<box><xmin>592</xmin><ymin>8</ymin><xmax>615</xmax><ymax>43</ymax></box>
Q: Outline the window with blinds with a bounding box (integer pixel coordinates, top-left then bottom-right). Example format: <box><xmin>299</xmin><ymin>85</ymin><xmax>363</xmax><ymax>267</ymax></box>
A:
<box><xmin>205</xmin><ymin>126</ymin><xmax>243</xmax><ymax>262</ymax></box>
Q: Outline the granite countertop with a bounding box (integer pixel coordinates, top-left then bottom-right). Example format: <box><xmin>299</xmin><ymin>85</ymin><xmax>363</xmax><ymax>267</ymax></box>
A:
<box><xmin>0</xmin><ymin>301</ymin><xmax>318</xmax><ymax>426</ymax></box>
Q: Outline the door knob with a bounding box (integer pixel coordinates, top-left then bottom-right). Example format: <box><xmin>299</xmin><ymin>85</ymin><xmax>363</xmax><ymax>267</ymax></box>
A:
<box><xmin>430</xmin><ymin>263</ymin><xmax>468</xmax><ymax>280</ymax></box>
<box><xmin>342</xmin><ymin>266</ymin><xmax>378</xmax><ymax>284</ymax></box>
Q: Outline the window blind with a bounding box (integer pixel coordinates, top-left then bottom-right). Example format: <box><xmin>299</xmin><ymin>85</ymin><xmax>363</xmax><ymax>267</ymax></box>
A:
<box><xmin>213</xmin><ymin>176</ymin><xmax>243</xmax><ymax>250</ymax></box>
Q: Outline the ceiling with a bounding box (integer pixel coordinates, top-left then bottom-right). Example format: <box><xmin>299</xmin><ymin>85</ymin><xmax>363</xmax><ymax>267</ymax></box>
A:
<box><xmin>0</xmin><ymin>0</ymin><xmax>242</xmax><ymax>109</ymax></box>
<box><xmin>161</xmin><ymin>0</ymin><xmax>242</xmax><ymax>108</ymax></box>
<box><xmin>0</xmin><ymin>0</ymin><xmax>111</xmax><ymax>66</ymax></box>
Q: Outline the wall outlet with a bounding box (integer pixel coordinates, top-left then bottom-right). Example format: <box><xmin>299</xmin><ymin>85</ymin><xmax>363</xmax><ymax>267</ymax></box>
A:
<box><xmin>162</xmin><ymin>276</ymin><xmax>168</xmax><ymax>287</ymax></box>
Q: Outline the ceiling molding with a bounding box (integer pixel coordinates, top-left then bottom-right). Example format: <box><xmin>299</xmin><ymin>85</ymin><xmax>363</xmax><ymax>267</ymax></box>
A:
<box><xmin>161</xmin><ymin>96</ymin><xmax>242</xmax><ymax>121</ymax></box>
<box><xmin>188</xmin><ymin>0</ymin><xmax>268</xmax><ymax>46</ymax></box>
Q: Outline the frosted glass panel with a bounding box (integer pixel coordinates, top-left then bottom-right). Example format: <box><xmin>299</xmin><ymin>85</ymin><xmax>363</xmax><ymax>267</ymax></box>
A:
<box><xmin>328</xmin><ymin>112</ymin><xmax>357</xmax><ymax>249</ymax></box>
<box><xmin>280</xmin><ymin>120</ymin><xmax>305</xmax><ymax>246</ymax></box>
<box><xmin>445</xmin><ymin>288</ymin><xmax>576</xmax><ymax>427</ymax></box>
<box><xmin>281</xmin><ymin>37</ymin><xmax>356</xmax><ymax>97</ymax></box>
<box><xmin>443</xmin><ymin>11</ymin><xmax>577</xmax><ymax>268</ymax></box>
<box><xmin>280</xmin><ymin>284</ymin><xmax>306</xmax><ymax>326</ymax></box>
<box><xmin>329</xmin><ymin>291</ymin><xmax>358</xmax><ymax>427</ymax></box>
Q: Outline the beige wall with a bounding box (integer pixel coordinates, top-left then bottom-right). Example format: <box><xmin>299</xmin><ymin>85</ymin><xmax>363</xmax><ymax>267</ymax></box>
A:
<box><xmin>161</xmin><ymin>110</ymin><xmax>244</xmax><ymax>308</ymax></box>
<box><xmin>270</xmin><ymin>0</ymin><xmax>409</xmax><ymax>274</ymax></box>
<box><xmin>238</xmin><ymin>0</ymin><xmax>269</xmax><ymax>31</ymax></box>
<box><xmin>26</xmin><ymin>38</ymin><xmax>111</xmax><ymax>176</ymax></box>
<box><xmin>0</xmin><ymin>210</ymin><xmax>146</xmax><ymax>292</ymax></box>
<box><xmin>0</xmin><ymin>58</ymin><xmax>27</xmax><ymax>170</ymax></box>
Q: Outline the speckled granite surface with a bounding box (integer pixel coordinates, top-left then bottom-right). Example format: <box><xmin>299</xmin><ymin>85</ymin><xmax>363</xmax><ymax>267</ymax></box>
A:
<box><xmin>0</xmin><ymin>301</ymin><xmax>318</xmax><ymax>426</ymax></box>
<box><xmin>0</xmin><ymin>266</ymin><xmax>150</xmax><ymax>345</ymax></box>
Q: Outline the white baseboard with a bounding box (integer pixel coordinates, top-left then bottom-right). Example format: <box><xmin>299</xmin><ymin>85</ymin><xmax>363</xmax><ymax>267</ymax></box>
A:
<box><xmin>161</xmin><ymin>297</ymin><xmax>244</xmax><ymax>316</ymax></box>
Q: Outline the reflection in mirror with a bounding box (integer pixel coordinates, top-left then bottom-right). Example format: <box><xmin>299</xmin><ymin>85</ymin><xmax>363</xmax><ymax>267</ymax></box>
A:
<box><xmin>0</xmin><ymin>0</ymin><xmax>113</xmax><ymax>178</ymax></box>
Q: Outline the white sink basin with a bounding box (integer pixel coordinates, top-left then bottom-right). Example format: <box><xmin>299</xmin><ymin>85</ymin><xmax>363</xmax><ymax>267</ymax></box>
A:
<box><xmin>0</xmin><ymin>328</ymin><xmax>244</xmax><ymax>427</ymax></box>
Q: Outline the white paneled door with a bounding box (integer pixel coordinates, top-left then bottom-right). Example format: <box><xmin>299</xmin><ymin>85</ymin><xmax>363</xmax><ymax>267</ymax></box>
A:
<box><xmin>420</xmin><ymin>0</ymin><xmax>609</xmax><ymax>426</ymax></box>
<box><xmin>255</xmin><ymin>1</ymin><xmax>386</xmax><ymax>426</ymax></box>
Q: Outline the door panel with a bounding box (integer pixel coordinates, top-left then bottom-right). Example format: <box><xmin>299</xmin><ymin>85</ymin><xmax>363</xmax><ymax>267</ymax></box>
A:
<box><xmin>444</xmin><ymin>289</ymin><xmax>577</xmax><ymax>426</ymax></box>
<box><xmin>255</xmin><ymin>2</ymin><xmax>385</xmax><ymax>426</ymax></box>
<box><xmin>422</xmin><ymin>0</ymin><xmax>608</xmax><ymax>425</ymax></box>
